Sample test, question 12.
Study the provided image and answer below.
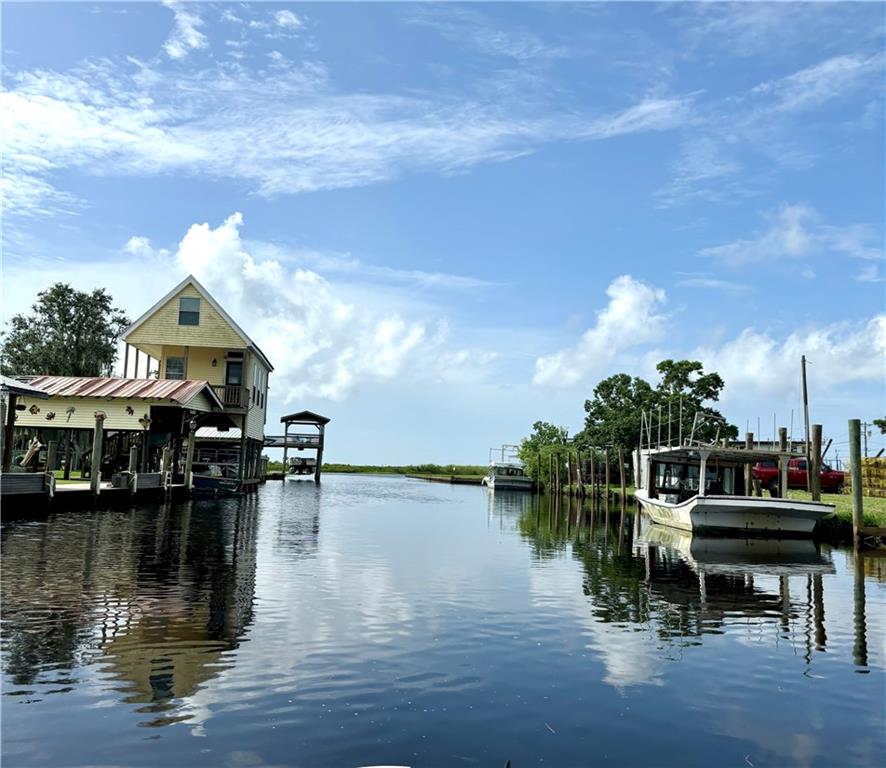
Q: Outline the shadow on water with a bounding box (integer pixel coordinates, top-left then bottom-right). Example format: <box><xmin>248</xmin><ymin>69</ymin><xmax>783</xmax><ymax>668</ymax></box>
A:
<box><xmin>514</xmin><ymin>491</ymin><xmax>874</xmax><ymax>669</ymax></box>
<box><xmin>1</xmin><ymin>495</ymin><xmax>261</xmax><ymax>726</ymax></box>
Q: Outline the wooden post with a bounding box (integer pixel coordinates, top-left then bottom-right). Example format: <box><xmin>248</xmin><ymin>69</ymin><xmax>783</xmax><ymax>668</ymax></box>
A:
<box><xmin>282</xmin><ymin>420</ymin><xmax>289</xmax><ymax>479</ymax></box>
<box><xmin>589</xmin><ymin>451</ymin><xmax>596</xmax><ymax>498</ymax></box>
<box><xmin>849</xmin><ymin>419</ymin><xmax>863</xmax><ymax>543</ymax></box>
<box><xmin>90</xmin><ymin>411</ymin><xmax>106</xmax><ymax>496</ymax></box>
<box><xmin>576</xmin><ymin>449</ymin><xmax>584</xmax><ymax>497</ymax></box>
<box><xmin>64</xmin><ymin>429</ymin><xmax>73</xmax><ymax>480</ymax></box>
<box><xmin>123</xmin><ymin>343</ymin><xmax>130</xmax><ymax>377</ymax></box>
<box><xmin>184</xmin><ymin>418</ymin><xmax>197</xmax><ymax>489</ymax></box>
<box><xmin>46</xmin><ymin>441</ymin><xmax>57</xmax><ymax>474</ymax></box>
<box><xmin>161</xmin><ymin>446</ymin><xmax>172</xmax><ymax>491</ymax></box>
<box><xmin>810</xmin><ymin>424</ymin><xmax>822</xmax><ymax>501</ymax></box>
<box><xmin>548</xmin><ymin>452</ymin><xmax>553</xmax><ymax>494</ymax></box>
<box><xmin>128</xmin><ymin>444</ymin><xmax>138</xmax><ymax>493</ymax></box>
<box><xmin>134</xmin><ymin>349</ymin><xmax>140</xmax><ymax>379</ymax></box>
<box><xmin>618</xmin><ymin>446</ymin><xmax>626</xmax><ymax>499</ymax></box>
<box><xmin>604</xmin><ymin>448</ymin><xmax>610</xmax><ymax>497</ymax></box>
<box><xmin>237</xmin><ymin>425</ymin><xmax>247</xmax><ymax>485</ymax></box>
<box><xmin>315</xmin><ymin>424</ymin><xmax>324</xmax><ymax>484</ymax></box>
<box><xmin>554</xmin><ymin>452</ymin><xmax>560</xmax><ymax>495</ymax></box>
<box><xmin>778</xmin><ymin>427</ymin><xmax>788</xmax><ymax>498</ymax></box>
<box><xmin>801</xmin><ymin>355</ymin><xmax>810</xmax><ymax>491</ymax></box>
<box><xmin>744</xmin><ymin>432</ymin><xmax>753</xmax><ymax>495</ymax></box>
<box><xmin>2</xmin><ymin>393</ymin><xmax>17</xmax><ymax>473</ymax></box>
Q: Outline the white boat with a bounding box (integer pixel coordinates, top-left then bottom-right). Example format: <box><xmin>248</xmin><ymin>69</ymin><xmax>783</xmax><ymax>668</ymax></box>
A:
<box><xmin>482</xmin><ymin>445</ymin><xmax>533</xmax><ymax>491</ymax></box>
<box><xmin>634</xmin><ymin>444</ymin><xmax>834</xmax><ymax>536</ymax></box>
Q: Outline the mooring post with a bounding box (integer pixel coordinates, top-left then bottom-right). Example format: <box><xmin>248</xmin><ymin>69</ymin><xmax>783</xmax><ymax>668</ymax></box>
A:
<box><xmin>184</xmin><ymin>418</ymin><xmax>197</xmax><ymax>490</ymax></box>
<box><xmin>853</xmin><ymin>549</ymin><xmax>867</xmax><ymax>668</ymax></box>
<box><xmin>1</xmin><ymin>392</ymin><xmax>16</xmax><ymax>473</ymax></box>
<box><xmin>548</xmin><ymin>452</ymin><xmax>553</xmax><ymax>495</ymax></box>
<box><xmin>604</xmin><ymin>448</ymin><xmax>610</xmax><ymax>498</ymax></box>
<box><xmin>90</xmin><ymin>411</ymin><xmax>106</xmax><ymax>497</ymax></box>
<box><xmin>618</xmin><ymin>446</ymin><xmax>626</xmax><ymax>499</ymax></box>
<box><xmin>848</xmin><ymin>419</ymin><xmax>863</xmax><ymax>544</ymax></box>
<box><xmin>589</xmin><ymin>451</ymin><xmax>596</xmax><ymax>499</ymax></box>
<box><xmin>576</xmin><ymin>449</ymin><xmax>584</xmax><ymax>497</ymax></box>
<box><xmin>744</xmin><ymin>432</ymin><xmax>753</xmax><ymax>494</ymax></box>
<box><xmin>778</xmin><ymin>427</ymin><xmax>788</xmax><ymax>498</ymax></box>
<box><xmin>161</xmin><ymin>446</ymin><xmax>172</xmax><ymax>494</ymax></box>
<box><xmin>282</xmin><ymin>420</ymin><xmax>289</xmax><ymax>479</ymax></box>
<box><xmin>810</xmin><ymin>424</ymin><xmax>822</xmax><ymax>501</ymax></box>
<box><xmin>128</xmin><ymin>444</ymin><xmax>139</xmax><ymax>494</ymax></box>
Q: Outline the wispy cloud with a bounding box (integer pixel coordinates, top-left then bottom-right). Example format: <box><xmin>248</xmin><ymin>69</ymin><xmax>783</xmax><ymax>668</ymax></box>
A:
<box><xmin>854</xmin><ymin>263</ymin><xmax>884</xmax><ymax>283</ymax></box>
<box><xmin>675</xmin><ymin>274</ymin><xmax>750</xmax><ymax>295</ymax></box>
<box><xmin>699</xmin><ymin>204</ymin><xmax>884</xmax><ymax>268</ymax></box>
<box><xmin>1</xmin><ymin>53</ymin><xmax>692</xmax><ymax>221</ymax></box>
<box><xmin>162</xmin><ymin>0</ymin><xmax>208</xmax><ymax>60</ymax></box>
<box><xmin>408</xmin><ymin>7</ymin><xmax>568</xmax><ymax>62</ymax></box>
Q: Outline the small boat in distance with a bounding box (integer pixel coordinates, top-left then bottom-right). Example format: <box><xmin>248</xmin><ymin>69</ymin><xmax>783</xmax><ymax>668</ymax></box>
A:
<box><xmin>482</xmin><ymin>445</ymin><xmax>533</xmax><ymax>491</ymax></box>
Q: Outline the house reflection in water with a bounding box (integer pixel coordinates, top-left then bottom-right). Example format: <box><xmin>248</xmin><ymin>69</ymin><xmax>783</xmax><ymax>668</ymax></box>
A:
<box><xmin>0</xmin><ymin>497</ymin><xmax>259</xmax><ymax>727</ymax></box>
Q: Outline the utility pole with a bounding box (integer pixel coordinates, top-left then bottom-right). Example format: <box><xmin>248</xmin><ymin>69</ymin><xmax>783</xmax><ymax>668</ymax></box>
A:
<box><xmin>862</xmin><ymin>421</ymin><xmax>870</xmax><ymax>458</ymax></box>
<box><xmin>801</xmin><ymin>355</ymin><xmax>811</xmax><ymax>491</ymax></box>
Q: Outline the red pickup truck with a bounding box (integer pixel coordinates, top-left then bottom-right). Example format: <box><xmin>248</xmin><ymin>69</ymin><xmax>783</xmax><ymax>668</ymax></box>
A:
<box><xmin>753</xmin><ymin>458</ymin><xmax>845</xmax><ymax>496</ymax></box>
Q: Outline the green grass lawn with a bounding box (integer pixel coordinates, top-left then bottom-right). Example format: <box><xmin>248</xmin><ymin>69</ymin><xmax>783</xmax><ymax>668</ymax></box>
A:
<box><xmin>786</xmin><ymin>489</ymin><xmax>886</xmax><ymax>527</ymax></box>
<box><xmin>52</xmin><ymin>470</ymin><xmax>88</xmax><ymax>485</ymax></box>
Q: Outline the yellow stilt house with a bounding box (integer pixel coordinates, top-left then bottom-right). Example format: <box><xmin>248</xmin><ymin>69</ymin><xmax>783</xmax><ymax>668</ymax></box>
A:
<box><xmin>121</xmin><ymin>275</ymin><xmax>274</xmax><ymax>489</ymax></box>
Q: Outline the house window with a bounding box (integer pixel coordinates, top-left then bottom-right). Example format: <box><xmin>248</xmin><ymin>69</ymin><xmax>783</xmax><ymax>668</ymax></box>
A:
<box><xmin>178</xmin><ymin>297</ymin><xmax>200</xmax><ymax>326</ymax></box>
<box><xmin>166</xmin><ymin>357</ymin><xmax>186</xmax><ymax>380</ymax></box>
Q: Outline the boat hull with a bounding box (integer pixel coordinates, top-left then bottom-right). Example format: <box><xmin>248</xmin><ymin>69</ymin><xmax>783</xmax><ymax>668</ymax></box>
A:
<box><xmin>635</xmin><ymin>490</ymin><xmax>833</xmax><ymax>536</ymax></box>
<box><xmin>483</xmin><ymin>476</ymin><xmax>533</xmax><ymax>491</ymax></box>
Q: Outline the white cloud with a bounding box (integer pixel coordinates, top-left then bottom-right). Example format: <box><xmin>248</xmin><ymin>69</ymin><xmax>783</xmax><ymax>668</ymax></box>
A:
<box><xmin>751</xmin><ymin>53</ymin><xmax>884</xmax><ymax>113</ymax></box>
<box><xmin>693</xmin><ymin>316</ymin><xmax>886</xmax><ymax>399</ymax></box>
<box><xmin>655</xmin><ymin>136</ymin><xmax>744</xmax><ymax>207</ymax></box>
<box><xmin>162</xmin><ymin>0</ymin><xmax>208</xmax><ymax>60</ymax></box>
<box><xmin>699</xmin><ymin>204</ymin><xmax>884</xmax><ymax>268</ymax></box>
<box><xmin>675</xmin><ymin>274</ymin><xmax>750</xmax><ymax>295</ymax></box>
<box><xmin>108</xmin><ymin>213</ymin><xmax>493</xmax><ymax>402</ymax></box>
<box><xmin>1</xmin><ymin>57</ymin><xmax>691</xmax><ymax>221</ymax></box>
<box><xmin>533</xmin><ymin>276</ymin><xmax>667</xmax><ymax>388</ymax></box>
<box><xmin>274</xmin><ymin>10</ymin><xmax>303</xmax><ymax>31</ymax></box>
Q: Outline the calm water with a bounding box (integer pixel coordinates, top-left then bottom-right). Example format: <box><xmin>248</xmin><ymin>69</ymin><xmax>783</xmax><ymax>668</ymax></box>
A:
<box><xmin>2</xmin><ymin>475</ymin><xmax>884</xmax><ymax>767</ymax></box>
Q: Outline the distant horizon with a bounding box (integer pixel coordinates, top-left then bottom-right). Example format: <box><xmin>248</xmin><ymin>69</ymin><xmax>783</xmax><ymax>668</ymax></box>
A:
<box><xmin>3</xmin><ymin>2</ymin><xmax>884</xmax><ymax>465</ymax></box>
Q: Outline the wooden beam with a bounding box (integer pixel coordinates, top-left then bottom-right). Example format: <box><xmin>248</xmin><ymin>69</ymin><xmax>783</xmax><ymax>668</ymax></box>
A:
<box><xmin>184</xmin><ymin>417</ymin><xmax>197</xmax><ymax>489</ymax></box>
<box><xmin>810</xmin><ymin>424</ymin><xmax>822</xmax><ymax>501</ymax></box>
<box><xmin>849</xmin><ymin>419</ymin><xmax>863</xmax><ymax>543</ymax></box>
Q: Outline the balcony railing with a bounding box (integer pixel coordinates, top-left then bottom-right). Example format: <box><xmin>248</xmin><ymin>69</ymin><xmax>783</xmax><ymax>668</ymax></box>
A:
<box><xmin>210</xmin><ymin>384</ymin><xmax>248</xmax><ymax>409</ymax></box>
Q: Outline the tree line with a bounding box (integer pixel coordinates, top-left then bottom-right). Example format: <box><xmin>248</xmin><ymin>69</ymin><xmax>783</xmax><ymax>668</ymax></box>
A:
<box><xmin>518</xmin><ymin>359</ymin><xmax>739</xmax><ymax>489</ymax></box>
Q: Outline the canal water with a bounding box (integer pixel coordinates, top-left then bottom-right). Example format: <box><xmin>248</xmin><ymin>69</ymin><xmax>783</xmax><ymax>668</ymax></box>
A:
<box><xmin>2</xmin><ymin>475</ymin><xmax>884</xmax><ymax>767</ymax></box>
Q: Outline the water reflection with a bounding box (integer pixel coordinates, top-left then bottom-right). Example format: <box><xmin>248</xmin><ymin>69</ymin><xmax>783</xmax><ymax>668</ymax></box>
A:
<box><xmin>517</xmin><ymin>496</ymin><xmax>879</xmax><ymax>677</ymax></box>
<box><xmin>1</xmin><ymin>497</ymin><xmax>258</xmax><ymax>726</ymax></box>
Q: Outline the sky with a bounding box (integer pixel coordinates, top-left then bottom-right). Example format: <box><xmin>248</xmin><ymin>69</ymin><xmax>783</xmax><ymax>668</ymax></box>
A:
<box><xmin>2</xmin><ymin>1</ymin><xmax>884</xmax><ymax>464</ymax></box>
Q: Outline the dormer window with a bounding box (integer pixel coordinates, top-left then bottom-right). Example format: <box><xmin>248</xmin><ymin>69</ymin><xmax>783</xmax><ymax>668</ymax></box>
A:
<box><xmin>178</xmin><ymin>297</ymin><xmax>200</xmax><ymax>326</ymax></box>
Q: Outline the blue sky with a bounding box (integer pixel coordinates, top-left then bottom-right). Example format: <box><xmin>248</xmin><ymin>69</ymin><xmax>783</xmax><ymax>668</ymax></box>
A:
<box><xmin>2</xmin><ymin>2</ymin><xmax>884</xmax><ymax>464</ymax></box>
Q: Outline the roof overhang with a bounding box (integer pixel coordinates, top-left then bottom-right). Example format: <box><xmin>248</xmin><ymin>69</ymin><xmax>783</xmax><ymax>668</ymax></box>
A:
<box><xmin>281</xmin><ymin>410</ymin><xmax>330</xmax><ymax>425</ymax></box>
<box><xmin>642</xmin><ymin>446</ymin><xmax>801</xmax><ymax>464</ymax></box>
<box><xmin>1</xmin><ymin>375</ymin><xmax>50</xmax><ymax>399</ymax></box>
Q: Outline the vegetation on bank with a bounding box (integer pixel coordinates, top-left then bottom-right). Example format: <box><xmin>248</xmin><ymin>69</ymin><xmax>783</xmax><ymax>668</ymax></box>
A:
<box><xmin>322</xmin><ymin>463</ymin><xmax>486</xmax><ymax>476</ymax></box>
<box><xmin>786</xmin><ymin>490</ymin><xmax>886</xmax><ymax>528</ymax></box>
<box><xmin>517</xmin><ymin>359</ymin><xmax>736</xmax><ymax>492</ymax></box>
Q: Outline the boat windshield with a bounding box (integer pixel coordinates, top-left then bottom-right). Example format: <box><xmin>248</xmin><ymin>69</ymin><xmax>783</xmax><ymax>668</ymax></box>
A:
<box><xmin>494</xmin><ymin>465</ymin><xmax>525</xmax><ymax>477</ymax></box>
<box><xmin>652</xmin><ymin>461</ymin><xmax>735</xmax><ymax>499</ymax></box>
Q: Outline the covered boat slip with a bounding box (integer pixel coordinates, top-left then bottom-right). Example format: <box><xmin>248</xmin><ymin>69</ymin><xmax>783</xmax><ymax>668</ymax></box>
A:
<box><xmin>634</xmin><ymin>445</ymin><xmax>834</xmax><ymax>536</ymax></box>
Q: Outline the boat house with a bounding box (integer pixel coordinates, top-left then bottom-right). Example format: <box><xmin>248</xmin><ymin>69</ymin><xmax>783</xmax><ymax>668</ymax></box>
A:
<box><xmin>5</xmin><ymin>275</ymin><xmax>274</xmax><ymax>494</ymax></box>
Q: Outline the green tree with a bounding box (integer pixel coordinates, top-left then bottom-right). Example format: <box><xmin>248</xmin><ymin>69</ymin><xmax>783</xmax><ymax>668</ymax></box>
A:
<box><xmin>579</xmin><ymin>360</ymin><xmax>737</xmax><ymax>452</ymax></box>
<box><xmin>874</xmin><ymin>418</ymin><xmax>886</xmax><ymax>435</ymax></box>
<box><xmin>654</xmin><ymin>359</ymin><xmax>737</xmax><ymax>444</ymax></box>
<box><xmin>518</xmin><ymin>420</ymin><xmax>569</xmax><ymax>487</ymax></box>
<box><xmin>580</xmin><ymin>373</ymin><xmax>656</xmax><ymax>451</ymax></box>
<box><xmin>1</xmin><ymin>284</ymin><xmax>129</xmax><ymax>377</ymax></box>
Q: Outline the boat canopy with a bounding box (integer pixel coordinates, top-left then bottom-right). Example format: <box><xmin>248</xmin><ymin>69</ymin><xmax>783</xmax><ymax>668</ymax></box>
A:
<box><xmin>642</xmin><ymin>445</ymin><xmax>802</xmax><ymax>465</ymax></box>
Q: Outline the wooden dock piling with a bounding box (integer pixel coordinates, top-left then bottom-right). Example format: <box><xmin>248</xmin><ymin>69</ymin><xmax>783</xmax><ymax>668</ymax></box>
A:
<box><xmin>849</xmin><ymin>419</ymin><xmax>863</xmax><ymax>543</ymax></box>
<box><xmin>810</xmin><ymin>424</ymin><xmax>822</xmax><ymax>501</ymax></box>
<box><xmin>90</xmin><ymin>412</ymin><xmax>106</xmax><ymax>497</ymax></box>
<box><xmin>744</xmin><ymin>432</ymin><xmax>753</xmax><ymax>494</ymax></box>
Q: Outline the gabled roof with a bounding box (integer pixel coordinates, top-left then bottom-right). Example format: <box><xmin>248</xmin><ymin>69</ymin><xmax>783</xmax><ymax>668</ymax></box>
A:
<box><xmin>17</xmin><ymin>376</ymin><xmax>224</xmax><ymax>409</ymax></box>
<box><xmin>121</xmin><ymin>274</ymin><xmax>274</xmax><ymax>371</ymax></box>
<box><xmin>281</xmin><ymin>410</ymin><xmax>330</xmax><ymax>425</ymax></box>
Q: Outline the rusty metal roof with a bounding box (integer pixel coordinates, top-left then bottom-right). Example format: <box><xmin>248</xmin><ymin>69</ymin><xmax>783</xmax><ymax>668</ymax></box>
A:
<box><xmin>17</xmin><ymin>376</ymin><xmax>223</xmax><ymax>408</ymax></box>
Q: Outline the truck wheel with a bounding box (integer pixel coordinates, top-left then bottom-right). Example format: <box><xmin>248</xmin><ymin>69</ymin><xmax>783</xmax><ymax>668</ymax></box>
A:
<box><xmin>835</xmin><ymin>482</ymin><xmax>844</xmax><ymax>495</ymax></box>
<box><xmin>768</xmin><ymin>480</ymin><xmax>779</xmax><ymax>498</ymax></box>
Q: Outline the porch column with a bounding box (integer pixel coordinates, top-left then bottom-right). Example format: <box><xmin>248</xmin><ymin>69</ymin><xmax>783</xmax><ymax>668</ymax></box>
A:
<box><xmin>282</xmin><ymin>421</ymin><xmax>289</xmax><ymax>478</ymax></box>
<box><xmin>315</xmin><ymin>424</ymin><xmax>324</xmax><ymax>484</ymax></box>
